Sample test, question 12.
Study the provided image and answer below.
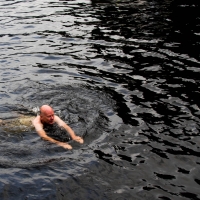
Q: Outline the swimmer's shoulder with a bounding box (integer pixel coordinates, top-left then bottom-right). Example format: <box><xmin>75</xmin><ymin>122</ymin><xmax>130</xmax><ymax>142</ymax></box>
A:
<box><xmin>32</xmin><ymin>115</ymin><xmax>42</xmax><ymax>126</ymax></box>
<box><xmin>32</xmin><ymin>115</ymin><xmax>44</xmax><ymax>131</ymax></box>
<box><xmin>54</xmin><ymin>115</ymin><xmax>60</xmax><ymax>121</ymax></box>
<box><xmin>54</xmin><ymin>115</ymin><xmax>65</xmax><ymax>126</ymax></box>
<box><xmin>32</xmin><ymin>115</ymin><xmax>40</xmax><ymax>121</ymax></box>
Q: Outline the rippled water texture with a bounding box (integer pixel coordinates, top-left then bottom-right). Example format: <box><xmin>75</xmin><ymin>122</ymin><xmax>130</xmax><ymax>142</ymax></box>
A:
<box><xmin>0</xmin><ymin>0</ymin><xmax>200</xmax><ymax>199</ymax></box>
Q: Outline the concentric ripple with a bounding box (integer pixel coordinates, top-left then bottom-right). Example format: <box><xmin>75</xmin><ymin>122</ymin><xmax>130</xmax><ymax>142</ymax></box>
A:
<box><xmin>0</xmin><ymin>79</ymin><xmax>122</xmax><ymax>168</ymax></box>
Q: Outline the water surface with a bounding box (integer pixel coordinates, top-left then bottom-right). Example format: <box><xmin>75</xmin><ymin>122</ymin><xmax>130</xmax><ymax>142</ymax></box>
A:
<box><xmin>0</xmin><ymin>0</ymin><xmax>200</xmax><ymax>199</ymax></box>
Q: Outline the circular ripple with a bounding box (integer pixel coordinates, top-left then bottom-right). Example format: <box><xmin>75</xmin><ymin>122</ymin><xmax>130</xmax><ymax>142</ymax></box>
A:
<box><xmin>0</xmin><ymin>79</ymin><xmax>121</xmax><ymax>168</ymax></box>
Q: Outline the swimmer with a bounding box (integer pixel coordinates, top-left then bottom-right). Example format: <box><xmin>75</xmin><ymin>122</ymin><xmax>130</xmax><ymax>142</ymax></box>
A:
<box><xmin>32</xmin><ymin>105</ymin><xmax>83</xmax><ymax>149</ymax></box>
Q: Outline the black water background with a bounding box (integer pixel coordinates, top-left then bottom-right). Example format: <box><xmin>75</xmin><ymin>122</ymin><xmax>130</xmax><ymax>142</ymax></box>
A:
<box><xmin>0</xmin><ymin>0</ymin><xmax>200</xmax><ymax>199</ymax></box>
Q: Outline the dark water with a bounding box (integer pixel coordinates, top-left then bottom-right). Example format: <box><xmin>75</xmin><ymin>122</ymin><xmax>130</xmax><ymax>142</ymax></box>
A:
<box><xmin>0</xmin><ymin>0</ymin><xmax>200</xmax><ymax>199</ymax></box>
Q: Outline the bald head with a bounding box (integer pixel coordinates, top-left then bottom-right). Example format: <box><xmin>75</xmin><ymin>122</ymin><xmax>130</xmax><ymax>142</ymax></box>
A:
<box><xmin>40</xmin><ymin>105</ymin><xmax>53</xmax><ymax>115</ymax></box>
<box><xmin>40</xmin><ymin>105</ymin><xmax>55</xmax><ymax>124</ymax></box>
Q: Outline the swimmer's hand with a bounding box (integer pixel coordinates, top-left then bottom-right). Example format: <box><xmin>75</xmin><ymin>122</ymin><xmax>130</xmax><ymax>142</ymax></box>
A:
<box><xmin>58</xmin><ymin>142</ymin><xmax>72</xmax><ymax>150</ymax></box>
<box><xmin>73</xmin><ymin>136</ymin><xmax>84</xmax><ymax>144</ymax></box>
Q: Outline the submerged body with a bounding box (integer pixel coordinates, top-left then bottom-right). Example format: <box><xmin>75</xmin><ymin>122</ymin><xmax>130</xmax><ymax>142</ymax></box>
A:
<box><xmin>0</xmin><ymin>115</ymin><xmax>35</xmax><ymax>133</ymax></box>
<box><xmin>43</xmin><ymin>122</ymin><xmax>70</xmax><ymax>142</ymax></box>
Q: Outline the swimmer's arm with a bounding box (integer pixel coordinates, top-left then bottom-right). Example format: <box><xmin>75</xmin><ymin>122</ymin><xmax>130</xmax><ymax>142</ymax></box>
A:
<box><xmin>32</xmin><ymin>117</ymin><xmax>72</xmax><ymax>149</ymax></box>
<box><xmin>36</xmin><ymin>129</ymin><xmax>72</xmax><ymax>149</ymax></box>
<box><xmin>55</xmin><ymin>116</ymin><xmax>84</xmax><ymax>144</ymax></box>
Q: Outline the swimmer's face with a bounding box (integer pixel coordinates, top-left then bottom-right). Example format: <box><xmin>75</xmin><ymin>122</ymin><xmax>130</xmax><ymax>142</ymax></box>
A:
<box><xmin>41</xmin><ymin>108</ymin><xmax>55</xmax><ymax>124</ymax></box>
